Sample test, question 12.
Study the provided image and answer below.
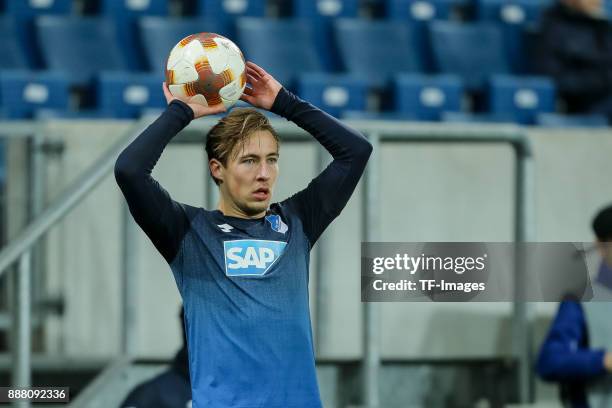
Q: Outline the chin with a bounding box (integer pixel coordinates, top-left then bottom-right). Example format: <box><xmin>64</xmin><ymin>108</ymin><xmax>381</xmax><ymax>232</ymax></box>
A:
<box><xmin>243</xmin><ymin>201</ymin><xmax>269</xmax><ymax>215</ymax></box>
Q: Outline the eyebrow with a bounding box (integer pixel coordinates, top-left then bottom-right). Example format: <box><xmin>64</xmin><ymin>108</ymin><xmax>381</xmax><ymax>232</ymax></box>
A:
<box><xmin>239</xmin><ymin>152</ymin><xmax>279</xmax><ymax>160</ymax></box>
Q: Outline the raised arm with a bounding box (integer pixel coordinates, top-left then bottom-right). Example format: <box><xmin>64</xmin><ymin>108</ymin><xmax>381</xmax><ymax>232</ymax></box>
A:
<box><xmin>114</xmin><ymin>83</ymin><xmax>225</xmax><ymax>262</ymax></box>
<box><xmin>240</xmin><ymin>62</ymin><xmax>372</xmax><ymax>246</ymax></box>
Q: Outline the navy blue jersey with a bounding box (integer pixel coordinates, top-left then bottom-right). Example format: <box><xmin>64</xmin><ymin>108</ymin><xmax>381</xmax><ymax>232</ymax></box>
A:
<box><xmin>115</xmin><ymin>88</ymin><xmax>372</xmax><ymax>407</ymax></box>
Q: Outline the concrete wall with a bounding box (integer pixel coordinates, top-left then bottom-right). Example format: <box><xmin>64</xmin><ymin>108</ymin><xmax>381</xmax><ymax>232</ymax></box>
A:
<box><xmin>5</xmin><ymin>120</ymin><xmax>610</xmax><ymax>370</ymax></box>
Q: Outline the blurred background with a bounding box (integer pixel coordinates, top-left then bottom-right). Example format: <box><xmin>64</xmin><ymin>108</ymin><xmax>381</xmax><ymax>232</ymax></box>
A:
<box><xmin>0</xmin><ymin>0</ymin><xmax>611</xmax><ymax>407</ymax></box>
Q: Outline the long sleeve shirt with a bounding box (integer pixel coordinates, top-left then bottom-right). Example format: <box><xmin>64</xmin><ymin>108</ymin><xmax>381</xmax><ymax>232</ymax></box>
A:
<box><xmin>115</xmin><ymin>88</ymin><xmax>372</xmax><ymax>407</ymax></box>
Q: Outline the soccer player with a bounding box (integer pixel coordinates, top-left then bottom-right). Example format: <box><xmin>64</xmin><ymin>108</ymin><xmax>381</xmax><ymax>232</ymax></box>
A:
<box><xmin>114</xmin><ymin>61</ymin><xmax>372</xmax><ymax>407</ymax></box>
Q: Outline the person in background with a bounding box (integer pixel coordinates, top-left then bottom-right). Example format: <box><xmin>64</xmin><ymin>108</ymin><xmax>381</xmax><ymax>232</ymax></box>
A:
<box><xmin>534</xmin><ymin>0</ymin><xmax>612</xmax><ymax>120</ymax></box>
<box><xmin>537</xmin><ymin>204</ymin><xmax>612</xmax><ymax>408</ymax></box>
<box><xmin>120</xmin><ymin>307</ymin><xmax>191</xmax><ymax>408</ymax></box>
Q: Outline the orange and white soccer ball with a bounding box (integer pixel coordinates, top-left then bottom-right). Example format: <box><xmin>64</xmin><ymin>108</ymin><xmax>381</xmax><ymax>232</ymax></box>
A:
<box><xmin>165</xmin><ymin>33</ymin><xmax>247</xmax><ymax>109</ymax></box>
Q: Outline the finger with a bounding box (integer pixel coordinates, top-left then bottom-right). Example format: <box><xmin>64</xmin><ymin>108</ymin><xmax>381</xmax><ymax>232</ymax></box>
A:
<box><xmin>247</xmin><ymin>73</ymin><xmax>259</xmax><ymax>85</ymax></box>
<box><xmin>162</xmin><ymin>82</ymin><xmax>174</xmax><ymax>102</ymax></box>
<box><xmin>248</xmin><ymin>62</ymin><xmax>268</xmax><ymax>78</ymax></box>
<box><xmin>246</xmin><ymin>67</ymin><xmax>261</xmax><ymax>80</ymax></box>
<box><xmin>240</xmin><ymin>94</ymin><xmax>255</xmax><ymax>105</ymax></box>
<box><xmin>198</xmin><ymin>107</ymin><xmax>225</xmax><ymax>117</ymax></box>
<box><xmin>211</xmin><ymin>103</ymin><xmax>227</xmax><ymax>113</ymax></box>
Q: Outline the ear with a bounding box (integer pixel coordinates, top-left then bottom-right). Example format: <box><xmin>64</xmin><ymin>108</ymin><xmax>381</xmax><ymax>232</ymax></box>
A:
<box><xmin>210</xmin><ymin>159</ymin><xmax>224</xmax><ymax>183</ymax></box>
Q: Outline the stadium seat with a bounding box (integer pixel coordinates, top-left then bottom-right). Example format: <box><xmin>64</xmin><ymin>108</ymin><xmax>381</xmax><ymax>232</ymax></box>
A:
<box><xmin>0</xmin><ymin>70</ymin><xmax>70</xmax><ymax>118</ymax></box>
<box><xmin>487</xmin><ymin>75</ymin><xmax>555</xmax><ymax>124</ymax></box>
<box><xmin>385</xmin><ymin>0</ymin><xmax>456</xmax><ymax>71</ymax></box>
<box><xmin>536</xmin><ymin>113</ymin><xmax>609</xmax><ymax>128</ymax></box>
<box><xmin>34</xmin><ymin>109</ymin><xmax>115</xmax><ymax>119</ymax></box>
<box><xmin>394</xmin><ymin>74</ymin><xmax>463</xmax><ymax>121</ymax></box>
<box><xmin>236</xmin><ymin>18</ymin><xmax>323</xmax><ymax>88</ymax></box>
<box><xmin>296</xmin><ymin>73</ymin><xmax>369</xmax><ymax>118</ymax></box>
<box><xmin>139</xmin><ymin>17</ymin><xmax>228</xmax><ymax>73</ymax></box>
<box><xmin>99</xmin><ymin>0</ymin><xmax>170</xmax><ymax>71</ymax></box>
<box><xmin>0</xmin><ymin>17</ymin><xmax>28</xmax><ymax>69</ymax></box>
<box><xmin>5</xmin><ymin>0</ymin><xmax>72</xmax><ymax>68</ymax></box>
<box><xmin>334</xmin><ymin>19</ymin><xmax>424</xmax><ymax>88</ymax></box>
<box><xmin>341</xmin><ymin>110</ymin><xmax>416</xmax><ymax>120</ymax></box>
<box><xmin>476</xmin><ymin>0</ymin><xmax>546</xmax><ymax>73</ymax></box>
<box><xmin>5</xmin><ymin>0</ymin><xmax>71</xmax><ymax>17</ymax></box>
<box><xmin>385</xmin><ymin>0</ymin><xmax>453</xmax><ymax>21</ymax></box>
<box><xmin>196</xmin><ymin>0</ymin><xmax>266</xmax><ymax>36</ymax></box>
<box><xmin>97</xmin><ymin>72</ymin><xmax>166</xmax><ymax>118</ymax></box>
<box><xmin>292</xmin><ymin>0</ymin><xmax>359</xmax><ymax>70</ymax></box>
<box><xmin>429</xmin><ymin>21</ymin><xmax>509</xmax><ymax>91</ymax></box>
<box><xmin>36</xmin><ymin>17</ymin><xmax>128</xmax><ymax>84</ymax></box>
<box><xmin>441</xmin><ymin>111</ymin><xmax>515</xmax><ymax>123</ymax></box>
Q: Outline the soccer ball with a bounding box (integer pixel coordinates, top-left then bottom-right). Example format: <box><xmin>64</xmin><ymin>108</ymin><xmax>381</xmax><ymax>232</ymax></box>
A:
<box><xmin>165</xmin><ymin>33</ymin><xmax>247</xmax><ymax>109</ymax></box>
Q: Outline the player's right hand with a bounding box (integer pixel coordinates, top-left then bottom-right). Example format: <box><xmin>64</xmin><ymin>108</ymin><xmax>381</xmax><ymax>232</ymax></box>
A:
<box><xmin>163</xmin><ymin>82</ymin><xmax>226</xmax><ymax>119</ymax></box>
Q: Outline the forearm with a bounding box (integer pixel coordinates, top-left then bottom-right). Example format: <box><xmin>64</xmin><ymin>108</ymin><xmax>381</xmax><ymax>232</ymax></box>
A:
<box><xmin>274</xmin><ymin>89</ymin><xmax>372</xmax><ymax>245</ymax></box>
<box><xmin>270</xmin><ymin>88</ymin><xmax>372</xmax><ymax>163</ymax></box>
<box><xmin>115</xmin><ymin>100</ymin><xmax>194</xmax><ymax>179</ymax></box>
<box><xmin>114</xmin><ymin>100</ymin><xmax>194</xmax><ymax>263</ymax></box>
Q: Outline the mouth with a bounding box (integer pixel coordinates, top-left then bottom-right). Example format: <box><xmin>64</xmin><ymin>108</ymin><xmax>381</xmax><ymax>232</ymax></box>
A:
<box><xmin>252</xmin><ymin>187</ymin><xmax>270</xmax><ymax>201</ymax></box>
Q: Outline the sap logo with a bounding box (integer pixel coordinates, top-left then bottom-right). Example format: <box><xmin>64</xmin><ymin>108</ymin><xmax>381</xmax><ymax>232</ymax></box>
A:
<box><xmin>224</xmin><ymin>240</ymin><xmax>287</xmax><ymax>276</ymax></box>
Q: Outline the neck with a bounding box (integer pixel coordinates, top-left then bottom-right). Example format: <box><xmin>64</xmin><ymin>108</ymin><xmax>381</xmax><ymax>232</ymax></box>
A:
<box><xmin>217</xmin><ymin>198</ymin><xmax>266</xmax><ymax>219</ymax></box>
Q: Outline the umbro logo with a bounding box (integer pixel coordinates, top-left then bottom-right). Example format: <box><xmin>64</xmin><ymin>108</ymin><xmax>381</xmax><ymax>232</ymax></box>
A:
<box><xmin>217</xmin><ymin>224</ymin><xmax>234</xmax><ymax>233</ymax></box>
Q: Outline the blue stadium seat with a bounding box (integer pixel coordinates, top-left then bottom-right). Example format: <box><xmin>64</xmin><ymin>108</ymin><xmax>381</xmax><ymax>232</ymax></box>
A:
<box><xmin>297</xmin><ymin>73</ymin><xmax>369</xmax><ymax>118</ymax></box>
<box><xmin>97</xmin><ymin>72</ymin><xmax>166</xmax><ymax>118</ymax></box>
<box><xmin>292</xmin><ymin>0</ymin><xmax>359</xmax><ymax>71</ymax></box>
<box><xmin>293</xmin><ymin>0</ymin><xmax>359</xmax><ymax>19</ymax></box>
<box><xmin>196</xmin><ymin>0</ymin><xmax>266</xmax><ymax>36</ymax></box>
<box><xmin>394</xmin><ymin>74</ymin><xmax>463</xmax><ymax>121</ymax></box>
<box><xmin>441</xmin><ymin>111</ymin><xmax>515</xmax><ymax>123</ymax></box>
<box><xmin>334</xmin><ymin>19</ymin><xmax>424</xmax><ymax>88</ymax></box>
<box><xmin>341</xmin><ymin>111</ymin><xmax>416</xmax><ymax>120</ymax></box>
<box><xmin>536</xmin><ymin>113</ymin><xmax>609</xmax><ymax>128</ymax></box>
<box><xmin>236</xmin><ymin>18</ymin><xmax>323</xmax><ymax>88</ymax></box>
<box><xmin>99</xmin><ymin>0</ymin><xmax>169</xmax><ymax>71</ymax></box>
<box><xmin>385</xmin><ymin>0</ymin><xmax>454</xmax><ymax>21</ymax></box>
<box><xmin>476</xmin><ymin>0</ymin><xmax>546</xmax><ymax>73</ymax></box>
<box><xmin>0</xmin><ymin>70</ymin><xmax>70</xmax><ymax>118</ymax></box>
<box><xmin>430</xmin><ymin>21</ymin><xmax>509</xmax><ymax>91</ymax></box>
<box><xmin>5</xmin><ymin>0</ymin><xmax>71</xmax><ymax>17</ymax></box>
<box><xmin>0</xmin><ymin>17</ymin><xmax>28</xmax><ymax>69</ymax></box>
<box><xmin>139</xmin><ymin>17</ymin><xmax>228</xmax><ymax>73</ymax></box>
<box><xmin>36</xmin><ymin>17</ymin><xmax>128</xmax><ymax>84</ymax></box>
<box><xmin>34</xmin><ymin>109</ymin><xmax>115</xmax><ymax>119</ymax></box>
<box><xmin>5</xmin><ymin>0</ymin><xmax>72</xmax><ymax>68</ymax></box>
<box><xmin>385</xmin><ymin>0</ymin><xmax>456</xmax><ymax>71</ymax></box>
<box><xmin>488</xmin><ymin>75</ymin><xmax>555</xmax><ymax>124</ymax></box>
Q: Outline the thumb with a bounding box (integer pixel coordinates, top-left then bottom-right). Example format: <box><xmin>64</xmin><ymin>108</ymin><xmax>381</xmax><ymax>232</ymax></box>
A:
<box><xmin>162</xmin><ymin>82</ymin><xmax>175</xmax><ymax>103</ymax></box>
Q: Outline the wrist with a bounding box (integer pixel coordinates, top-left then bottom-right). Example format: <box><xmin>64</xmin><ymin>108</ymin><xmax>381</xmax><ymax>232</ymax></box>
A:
<box><xmin>269</xmin><ymin>87</ymin><xmax>295</xmax><ymax>117</ymax></box>
<box><xmin>168</xmin><ymin>99</ymin><xmax>195</xmax><ymax>123</ymax></box>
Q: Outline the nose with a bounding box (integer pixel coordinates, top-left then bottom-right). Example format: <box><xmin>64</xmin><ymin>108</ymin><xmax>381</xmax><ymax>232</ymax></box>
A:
<box><xmin>256</xmin><ymin>162</ymin><xmax>271</xmax><ymax>181</ymax></box>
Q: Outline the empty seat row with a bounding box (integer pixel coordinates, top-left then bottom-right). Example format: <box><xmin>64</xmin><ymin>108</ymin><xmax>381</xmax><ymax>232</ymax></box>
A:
<box><xmin>0</xmin><ymin>70</ymin><xmax>555</xmax><ymax>123</ymax></box>
<box><xmin>0</xmin><ymin>16</ymin><xmax>541</xmax><ymax>85</ymax></box>
<box><xmin>2</xmin><ymin>68</ymin><xmax>606</xmax><ymax>128</ymax></box>
<box><xmin>0</xmin><ymin>0</ymin><xmax>552</xmax><ymax>21</ymax></box>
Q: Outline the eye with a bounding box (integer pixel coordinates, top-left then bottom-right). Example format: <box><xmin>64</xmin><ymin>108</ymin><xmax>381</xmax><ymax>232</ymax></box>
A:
<box><xmin>268</xmin><ymin>157</ymin><xmax>278</xmax><ymax>164</ymax></box>
<box><xmin>243</xmin><ymin>158</ymin><xmax>255</xmax><ymax>164</ymax></box>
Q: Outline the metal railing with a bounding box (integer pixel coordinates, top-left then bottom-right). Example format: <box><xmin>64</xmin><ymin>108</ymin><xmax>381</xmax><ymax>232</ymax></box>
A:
<box><xmin>0</xmin><ymin>118</ymin><xmax>534</xmax><ymax>407</ymax></box>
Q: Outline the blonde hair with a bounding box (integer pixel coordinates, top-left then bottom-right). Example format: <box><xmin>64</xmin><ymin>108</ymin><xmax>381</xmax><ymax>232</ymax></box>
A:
<box><xmin>205</xmin><ymin>108</ymin><xmax>279</xmax><ymax>185</ymax></box>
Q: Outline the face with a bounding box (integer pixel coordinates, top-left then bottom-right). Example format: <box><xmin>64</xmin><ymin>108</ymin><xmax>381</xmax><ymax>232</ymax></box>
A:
<box><xmin>212</xmin><ymin>130</ymin><xmax>279</xmax><ymax>218</ymax></box>
<box><xmin>566</xmin><ymin>0</ymin><xmax>603</xmax><ymax>17</ymax></box>
<box><xmin>598</xmin><ymin>241</ymin><xmax>612</xmax><ymax>267</ymax></box>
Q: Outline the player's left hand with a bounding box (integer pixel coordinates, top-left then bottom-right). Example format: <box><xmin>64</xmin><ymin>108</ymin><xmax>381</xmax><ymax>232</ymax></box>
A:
<box><xmin>240</xmin><ymin>61</ymin><xmax>282</xmax><ymax>110</ymax></box>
